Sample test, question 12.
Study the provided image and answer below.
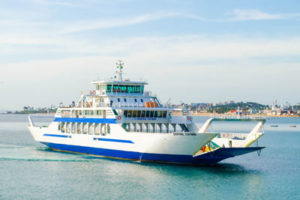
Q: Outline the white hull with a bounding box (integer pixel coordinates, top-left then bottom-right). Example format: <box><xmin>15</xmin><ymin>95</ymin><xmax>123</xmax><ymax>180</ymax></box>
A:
<box><xmin>28</xmin><ymin>122</ymin><xmax>217</xmax><ymax>156</ymax></box>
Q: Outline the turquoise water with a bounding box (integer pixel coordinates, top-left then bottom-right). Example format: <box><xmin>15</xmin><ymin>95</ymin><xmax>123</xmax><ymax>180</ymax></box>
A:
<box><xmin>0</xmin><ymin>115</ymin><xmax>299</xmax><ymax>200</ymax></box>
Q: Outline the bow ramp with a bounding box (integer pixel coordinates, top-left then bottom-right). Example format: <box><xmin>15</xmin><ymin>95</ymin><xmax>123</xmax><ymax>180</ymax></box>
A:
<box><xmin>193</xmin><ymin>117</ymin><xmax>266</xmax><ymax>158</ymax></box>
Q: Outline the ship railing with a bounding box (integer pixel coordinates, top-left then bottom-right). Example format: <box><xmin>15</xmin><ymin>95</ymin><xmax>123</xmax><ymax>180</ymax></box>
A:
<box><xmin>111</xmin><ymin>102</ymin><xmax>170</xmax><ymax>108</ymax></box>
<box><xmin>104</xmin><ymin>91</ymin><xmax>153</xmax><ymax>97</ymax></box>
<box><xmin>106</xmin><ymin>92</ymin><xmax>145</xmax><ymax>96</ymax></box>
<box><xmin>212</xmin><ymin>115</ymin><xmax>266</xmax><ymax>120</ymax></box>
<box><xmin>216</xmin><ymin>132</ymin><xmax>249</xmax><ymax>140</ymax></box>
<box><xmin>114</xmin><ymin>102</ymin><xmax>145</xmax><ymax>108</ymax></box>
<box><xmin>97</xmin><ymin>102</ymin><xmax>150</xmax><ymax>108</ymax></box>
<box><xmin>98</xmin><ymin>103</ymin><xmax>110</xmax><ymax>107</ymax></box>
<box><xmin>59</xmin><ymin>114</ymin><xmax>107</xmax><ymax>118</ymax></box>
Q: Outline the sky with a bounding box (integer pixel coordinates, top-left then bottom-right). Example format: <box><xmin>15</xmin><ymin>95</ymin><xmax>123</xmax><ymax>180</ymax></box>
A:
<box><xmin>0</xmin><ymin>0</ymin><xmax>300</xmax><ymax>110</ymax></box>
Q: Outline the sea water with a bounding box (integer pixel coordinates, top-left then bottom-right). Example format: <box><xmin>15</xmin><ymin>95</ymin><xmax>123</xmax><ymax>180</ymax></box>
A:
<box><xmin>0</xmin><ymin>114</ymin><xmax>299</xmax><ymax>200</ymax></box>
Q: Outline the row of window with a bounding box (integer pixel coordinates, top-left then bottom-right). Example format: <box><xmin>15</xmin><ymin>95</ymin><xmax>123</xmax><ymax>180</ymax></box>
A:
<box><xmin>122</xmin><ymin>123</ymin><xmax>189</xmax><ymax>133</ymax></box>
<box><xmin>58</xmin><ymin>122</ymin><xmax>110</xmax><ymax>135</ymax></box>
<box><xmin>116</xmin><ymin>98</ymin><xmax>144</xmax><ymax>103</ymax></box>
<box><xmin>58</xmin><ymin>122</ymin><xmax>188</xmax><ymax>134</ymax></box>
<box><xmin>60</xmin><ymin>110</ymin><xmax>106</xmax><ymax>117</ymax></box>
<box><xmin>123</xmin><ymin>110</ymin><xmax>168</xmax><ymax>118</ymax></box>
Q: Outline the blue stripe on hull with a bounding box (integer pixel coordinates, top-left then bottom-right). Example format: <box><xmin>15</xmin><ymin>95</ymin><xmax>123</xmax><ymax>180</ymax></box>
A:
<box><xmin>43</xmin><ymin>134</ymin><xmax>70</xmax><ymax>138</ymax></box>
<box><xmin>41</xmin><ymin>142</ymin><xmax>227</xmax><ymax>165</ymax></box>
<box><xmin>95</xmin><ymin>138</ymin><xmax>134</xmax><ymax>144</ymax></box>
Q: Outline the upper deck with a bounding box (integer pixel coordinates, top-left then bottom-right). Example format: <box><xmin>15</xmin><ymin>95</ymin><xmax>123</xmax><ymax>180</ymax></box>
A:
<box><xmin>58</xmin><ymin>61</ymin><xmax>183</xmax><ymax>113</ymax></box>
<box><xmin>54</xmin><ymin>61</ymin><xmax>191</xmax><ymax>131</ymax></box>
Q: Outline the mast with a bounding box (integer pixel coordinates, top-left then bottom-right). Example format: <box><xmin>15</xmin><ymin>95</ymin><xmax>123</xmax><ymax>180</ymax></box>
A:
<box><xmin>115</xmin><ymin>60</ymin><xmax>124</xmax><ymax>81</ymax></box>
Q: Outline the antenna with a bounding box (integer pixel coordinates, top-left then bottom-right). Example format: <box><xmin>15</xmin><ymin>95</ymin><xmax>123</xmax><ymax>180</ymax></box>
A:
<box><xmin>115</xmin><ymin>60</ymin><xmax>124</xmax><ymax>81</ymax></box>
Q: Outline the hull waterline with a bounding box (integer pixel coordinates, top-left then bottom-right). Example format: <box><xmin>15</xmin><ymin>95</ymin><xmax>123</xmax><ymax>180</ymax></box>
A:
<box><xmin>42</xmin><ymin>142</ymin><xmax>264</xmax><ymax>165</ymax></box>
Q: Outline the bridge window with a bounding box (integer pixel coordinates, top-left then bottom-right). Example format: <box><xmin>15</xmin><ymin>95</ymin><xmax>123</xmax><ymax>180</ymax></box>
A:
<box><xmin>106</xmin><ymin>85</ymin><xmax>112</xmax><ymax>92</ymax></box>
<box><xmin>107</xmin><ymin>84</ymin><xmax>143</xmax><ymax>94</ymax></box>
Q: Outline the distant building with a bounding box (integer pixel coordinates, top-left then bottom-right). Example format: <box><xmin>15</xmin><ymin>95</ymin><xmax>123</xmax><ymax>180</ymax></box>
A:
<box><xmin>23</xmin><ymin>106</ymin><xmax>34</xmax><ymax>112</ymax></box>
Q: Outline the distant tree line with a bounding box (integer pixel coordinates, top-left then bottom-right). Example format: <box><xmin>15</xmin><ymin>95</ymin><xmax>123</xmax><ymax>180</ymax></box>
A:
<box><xmin>15</xmin><ymin>108</ymin><xmax>57</xmax><ymax>114</ymax></box>
<box><xmin>207</xmin><ymin>102</ymin><xmax>269</xmax><ymax>114</ymax></box>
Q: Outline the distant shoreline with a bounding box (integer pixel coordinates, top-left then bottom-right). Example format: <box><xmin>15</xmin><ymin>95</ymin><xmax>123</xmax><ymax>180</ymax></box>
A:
<box><xmin>174</xmin><ymin>112</ymin><xmax>300</xmax><ymax>118</ymax></box>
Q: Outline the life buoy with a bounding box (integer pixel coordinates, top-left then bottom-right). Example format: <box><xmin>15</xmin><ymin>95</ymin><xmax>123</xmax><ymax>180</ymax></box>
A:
<box><xmin>90</xmin><ymin>90</ymin><xmax>96</xmax><ymax>95</ymax></box>
<box><xmin>117</xmin><ymin>115</ymin><xmax>122</xmax><ymax>120</ymax></box>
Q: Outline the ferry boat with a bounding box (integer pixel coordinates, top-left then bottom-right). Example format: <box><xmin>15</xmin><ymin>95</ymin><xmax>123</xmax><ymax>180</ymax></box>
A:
<box><xmin>28</xmin><ymin>61</ymin><xmax>265</xmax><ymax>165</ymax></box>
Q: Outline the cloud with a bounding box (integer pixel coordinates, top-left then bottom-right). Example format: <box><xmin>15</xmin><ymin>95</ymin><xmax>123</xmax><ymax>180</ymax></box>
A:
<box><xmin>28</xmin><ymin>0</ymin><xmax>82</xmax><ymax>7</ymax></box>
<box><xmin>1</xmin><ymin>34</ymin><xmax>300</xmax><ymax>64</ymax></box>
<box><xmin>229</xmin><ymin>9</ymin><xmax>300</xmax><ymax>21</ymax></box>
<box><xmin>58</xmin><ymin>12</ymin><xmax>185</xmax><ymax>34</ymax></box>
<box><xmin>27</xmin><ymin>0</ymin><xmax>136</xmax><ymax>7</ymax></box>
<box><xmin>0</xmin><ymin>33</ymin><xmax>61</xmax><ymax>45</ymax></box>
<box><xmin>2</xmin><ymin>35</ymin><xmax>300</xmax><ymax>70</ymax></box>
<box><xmin>97</xmin><ymin>36</ymin><xmax>300</xmax><ymax>62</ymax></box>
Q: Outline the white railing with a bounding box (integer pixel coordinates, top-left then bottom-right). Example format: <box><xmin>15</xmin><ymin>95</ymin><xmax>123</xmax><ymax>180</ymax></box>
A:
<box><xmin>213</xmin><ymin>115</ymin><xmax>265</xmax><ymax>120</ymax></box>
<box><xmin>218</xmin><ymin>132</ymin><xmax>248</xmax><ymax>140</ymax></box>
